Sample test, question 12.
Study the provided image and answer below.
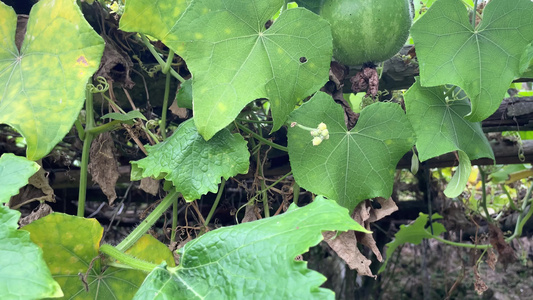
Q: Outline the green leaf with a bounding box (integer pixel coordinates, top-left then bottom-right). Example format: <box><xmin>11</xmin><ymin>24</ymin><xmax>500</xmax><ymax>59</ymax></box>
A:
<box><xmin>0</xmin><ymin>206</ymin><xmax>63</xmax><ymax>299</ymax></box>
<box><xmin>131</xmin><ymin>119</ymin><xmax>249</xmax><ymax>201</ymax></box>
<box><xmin>379</xmin><ymin>213</ymin><xmax>446</xmax><ymax>273</ymax></box>
<box><xmin>0</xmin><ymin>153</ymin><xmax>40</xmax><ymax>203</ymax></box>
<box><xmin>176</xmin><ymin>79</ymin><xmax>193</xmax><ymax>109</ymax></box>
<box><xmin>101</xmin><ymin>110</ymin><xmax>147</xmax><ymax>121</ymax></box>
<box><xmin>134</xmin><ymin>196</ymin><xmax>365</xmax><ymax>300</ymax></box>
<box><xmin>519</xmin><ymin>44</ymin><xmax>533</xmax><ymax>78</ymax></box>
<box><xmin>443</xmin><ymin>150</ymin><xmax>471</xmax><ymax>198</ymax></box>
<box><xmin>411</xmin><ymin>0</ymin><xmax>533</xmax><ymax>122</ymax></box>
<box><xmin>120</xmin><ymin>0</ymin><xmax>332</xmax><ymax>139</ymax></box>
<box><xmin>287</xmin><ymin>92</ymin><xmax>415</xmax><ymax>212</ymax></box>
<box><xmin>404</xmin><ymin>78</ymin><xmax>494</xmax><ymax>162</ymax></box>
<box><xmin>294</xmin><ymin>0</ymin><xmax>326</xmax><ymax>14</ymax></box>
<box><xmin>0</xmin><ymin>0</ymin><xmax>105</xmax><ymax>160</ymax></box>
<box><xmin>23</xmin><ymin>213</ymin><xmax>175</xmax><ymax>299</ymax></box>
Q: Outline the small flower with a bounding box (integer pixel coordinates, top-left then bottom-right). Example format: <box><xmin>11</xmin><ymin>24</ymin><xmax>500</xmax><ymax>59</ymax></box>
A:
<box><xmin>318</xmin><ymin>122</ymin><xmax>327</xmax><ymax>131</ymax></box>
<box><xmin>312</xmin><ymin>137</ymin><xmax>323</xmax><ymax>146</ymax></box>
<box><xmin>310</xmin><ymin>130</ymin><xmax>320</xmax><ymax>137</ymax></box>
<box><xmin>321</xmin><ymin>129</ymin><xmax>329</xmax><ymax>138</ymax></box>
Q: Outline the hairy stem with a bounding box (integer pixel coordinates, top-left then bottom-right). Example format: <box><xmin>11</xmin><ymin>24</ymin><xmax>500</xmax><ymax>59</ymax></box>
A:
<box><xmin>78</xmin><ymin>83</ymin><xmax>96</xmax><ymax>217</ymax></box>
<box><xmin>160</xmin><ymin>71</ymin><xmax>172</xmax><ymax>140</ymax></box>
<box><xmin>116</xmin><ymin>190</ymin><xmax>180</xmax><ymax>252</ymax></box>
<box><xmin>140</xmin><ymin>34</ymin><xmax>185</xmax><ymax>83</ymax></box>
<box><xmin>235</xmin><ymin>122</ymin><xmax>288</xmax><ymax>152</ymax></box>
<box><xmin>204</xmin><ymin>178</ymin><xmax>226</xmax><ymax>227</ymax></box>
<box><xmin>100</xmin><ymin>244</ymin><xmax>157</xmax><ymax>272</ymax></box>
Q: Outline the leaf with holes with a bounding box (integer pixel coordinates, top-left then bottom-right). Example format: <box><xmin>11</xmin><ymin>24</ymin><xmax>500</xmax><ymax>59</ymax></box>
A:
<box><xmin>120</xmin><ymin>0</ymin><xmax>332</xmax><ymax>139</ymax></box>
<box><xmin>0</xmin><ymin>206</ymin><xmax>63</xmax><ymax>299</ymax></box>
<box><xmin>131</xmin><ymin>119</ymin><xmax>249</xmax><ymax>201</ymax></box>
<box><xmin>287</xmin><ymin>92</ymin><xmax>415</xmax><ymax>213</ymax></box>
<box><xmin>0</xmin><ymin>153</ymin><xmax>40</xmax><ymax>203</ymax></box>
<box><xmin>133</xmin><ymin>196</ymin><xmax>367</xmax><ymax>300</ymax></box>
<box><xmin>23</xmin><ymin>213</ymin><xmax>175</xmax><ymax>299</ymax></box>
<box><xmin>411</xmin><ymin>0</ymin><xmax>533</xmax><ymax>122</ymax></box>
<box><xmin>0</xmin><ymin>0</ymin><xmax>104</xmax><ymax>160</ymax></box>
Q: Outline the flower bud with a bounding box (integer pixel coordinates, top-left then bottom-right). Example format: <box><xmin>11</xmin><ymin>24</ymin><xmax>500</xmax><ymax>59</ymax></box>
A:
<box><xmin>318</xmin><ymin>122</ymin><xmax>327</xmax><ymax>131</ymax></box>
<box><xmin>312</xmin><ymin>137</ymin><xmax>322</xmax><ymax>146</ymax></box>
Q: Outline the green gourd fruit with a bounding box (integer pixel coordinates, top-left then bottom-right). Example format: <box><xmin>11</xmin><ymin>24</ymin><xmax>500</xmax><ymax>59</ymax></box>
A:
<box><xmin>320</xmin><ymin>0</ymin><xmax>411</xmax><ymax>66</ymax></box>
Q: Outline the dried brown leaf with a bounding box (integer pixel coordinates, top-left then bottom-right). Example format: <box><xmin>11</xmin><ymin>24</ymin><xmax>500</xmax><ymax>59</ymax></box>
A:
<box><xmin>323</xmin><ymin>231</ymin><xmax>376</xmax><ymax>279</ymax></box>
<box><xmin>9</xmin><ymin>165</ymin><xmax>55</xmax><ymax>209</ymax></box>
<box><xmin>18</xmin><ymin>203</ymin><xmax>53</xmax><ymax>227</ymax></box>
<box><xmin>488</xmin><ymin>223</ymin><xmax>515</xmax><ymax>269</ymax></box>
<box><xmin>486</xmin><ymin>248</ymin><xmax>497</xmax><ymax>271</ymax></box>
<box><xmin>169</xmin><ymin>99</ymin><xmax>189</xmax><ymax>118</ymax></box>
<box><xmin>241</xmin><ymin>203</ymin><xmax>260</xmax><ymax>223</ymax></box>
<box><xmin>88</xmin><ymin>132</ymin><xmax>119</xmax><ymax>205</ymax></box>
<box><xmin>140</xmin><ymin>177</ymin><xmax>160</xmax><ymax>196</ymax></box>
<box><xmin>473</xmin><ymin>265</ymin><xmax>489</xmax><ymax>295</ymax></box>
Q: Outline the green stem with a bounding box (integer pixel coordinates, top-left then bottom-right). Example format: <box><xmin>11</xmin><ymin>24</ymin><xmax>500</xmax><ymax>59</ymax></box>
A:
<box><xmin>100</xmin><ymin>244</ymin><xmax>157</xmax><ymax>272</ymax></box>
<box><xmin>479</xmin><ymin>167</ymin><xmax>493</xmax><ymax>224</ymax></box>
<box><xmin>171</xmin><ymin>197</ymin><xmax>178</xmax><ymax>243</ymax></box>
<box><xmin>235</xmin><ymin>122</ymin><xmax>288</xmax><ymax>152</ymax></box>
<box><xmin>163</xmin><ymin>51</ymin><xmax>175</xmax><ymax>75</ymax></box>
<box><xmin>116</xmin><ymin>190</ymin><xmax>180</xmax><ymax>252</ymax></box>
<box><xmin>204</xmin><ymin>178</ymin><xmax>226</xmax><ymax>226</ymax></box>
<box><xmin>506</xmin><ymin>182</ymin><xmax>533</xmax><ymax>242</ymax></box>
<box><xmin>472</xmin><ymin>0</ymin><xmax>478</xmax><ymax>28</ymax></box>
<box><xmin>235</xmin><ymin>118</ymin><xmax>273</xmax><ymax>124</ymax></box>
<box><xmin>256</xmin><ymin>150</ymin><xmax>270</xmax><ymax>218</ymax></box>
<box><xmin>86</xmin><ymin>120</ymin><xmax>122</xmax><ymax>135</ymax></box>
<box><xmin>140</xmin><ymin>34</ymin><xmax>185</xmax><ymax>83</ymax></box>
<box><xmin>501</xmin><ymin>184</ymin><xmax>519</xmax><ymax>211</ymax></box>
<box><xmin>160</xmin><ymin>71</ymin><xmax>172</xmax><ymax>140</ymax></box>
<box><xmin>78</xmin><ymin>83</ymin><xmax>96</xmax><ymax>217</ymax></box>
<box><xmin>432</xmin><ymin>235</ymin><xmax>490</xmax><ymax>250</ymax></box>
<box><xmin>75</xmin><ymin>119</ymin><xmax>85</xmax><ymax>140</ymax></box>
<box><xmin>293</xmin><ymin>181</ymin><xmax>300</xmax><ymax>205</ymax></box>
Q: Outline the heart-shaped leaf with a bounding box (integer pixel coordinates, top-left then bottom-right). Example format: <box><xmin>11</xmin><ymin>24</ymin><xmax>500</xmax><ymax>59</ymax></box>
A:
<box><xmin>120</xmin><ymin>0</ymin><xmax>332</xmax><ymax>139</ymax></box>
<box><xmin>404</xmin><ymin>78</ymin><xmax>494</xmax><ymax>162</ymax></box>
<box><xmin>0</xmin><ymin>206</ymin><xmax>63</xmax><ymax>299</ymax></box>
<box><xmin>131</xmin><ymin>119</ymin><xmax>249</xmax><ymax>201</ymax></box>
<box><xmin>0</xmin><ymin>0</ymin><xmax>104</xmax><ymax>160</ymax></box>
<box><xmin>0</xmin><ymin>153</ymin><xmax>40</xmax><ymax>203</ymax></box>
<box><xmin>23</xmin><ymin>213</ymin><xmax>174</xmax><ymax>299</ymax></box>
<box><xmin>287</xmin><ymin>92</ymin><xmax>415</xmax><ymax>212</ymax></box>
<box><xmin>404</xmin><ymin>78</ymin><xmax>494</xmax><ymax>197</ymax></box>
<box><xmin>133</xmin><ymin>196</ymin><xmax>367</xmax><ymax>300</ymax></box>
<box><xmin>411</xmin><ymin>0</ymin><xmax>533</xmax><ymax>122</ymax></box>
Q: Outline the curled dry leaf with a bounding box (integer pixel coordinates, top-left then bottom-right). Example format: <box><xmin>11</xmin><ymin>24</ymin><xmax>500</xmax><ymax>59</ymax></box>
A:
<box><xmin>325</xmin><ymin>197</ymin><xmax>398</xmax><ymax>277</ymax></box>
<box><xmin>488</xmin><ymin>223</ymin><xmax>515</xmax><ymax>269</ymax></box>
<box><xmin>18</xmin><ymin>202</ymin><xmax>53</xmax><ymax>227</ymax></box>
<box><xmin>473</xmin><ymin>265</ymin><xmax>489</xmax><ymax>295</ymax></box>
<box><xmin>88</xmin><ymin>132</ymin><xmax>119</xmax><ymax>205</ymax></box>
<box><xmin>9</xmin><ymin>165</ymin><xmax>55</xmax><ymax>209</ymax></box>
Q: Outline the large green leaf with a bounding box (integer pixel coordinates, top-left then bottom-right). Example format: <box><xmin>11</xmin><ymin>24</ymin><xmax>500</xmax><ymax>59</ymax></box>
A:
<box><xmin>411</xmin><ymin>0</ymin><xmax>533</xmax><ymax>122</ymax></box>
<box><xmin>294</xmin><ymin>0</ymin><xmax>326</xmax><ymax>14</ymax></box>
<box><xmin>404</xmin><ymin>78</ymin><xmax>494</xmax><ymax>162</ymax></box>
<box><xmin>120</xmin><ymin>0</ymin><xmax>332</xmax><ymax>139</ymax></box>
<box><xmin>0</xmin><ymin>153</ymin><xmax>40</xmax><ymax>203</ymax></box>
<box><xmin>131</xmin><ymin>119</ymin><xmax>249</xmax><ymax>201</ymax></box>
<box><xmin>134</xmin><ymin>196</ymin><xmax>367</xmax><ymax>300</ymax></box>
<box><xmin>287</xmin><ymin>92</ymin><xmax>415</xmax><ymax>212</ymax></box>
<box><xmin>0</xmin><ymin>206</ymin><xmax>63</xmax><ymax>299</ymax></box>
<box><xmin>404</xmin><ymin>79</ymin><xmax>494</xmax><ymax>197</ymax></box>
<box><xmin>0</xmin><ymin>0</ymin><xmax>104</xmax><ymax>160</ymax></box>
<box><xmin>379</xmin><ymin>213</ymin><xmax>446</xmax><ymax>273</ymax></box>
<box><xmin>23</xmin><ymin>213</ymin><xmax>174</xmax><ymax>299</ymax></box>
